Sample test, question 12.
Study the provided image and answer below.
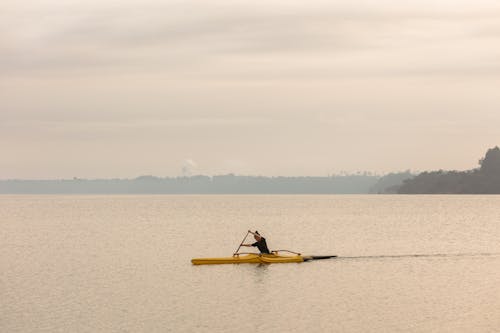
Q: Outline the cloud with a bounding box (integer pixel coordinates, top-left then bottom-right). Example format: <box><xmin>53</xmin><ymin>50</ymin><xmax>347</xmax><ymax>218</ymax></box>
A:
<box><xmin>181</xmin><ymin>159</ymin><xmax>197</xmax><ymax>176</ymax></box>
<box><xmin>1</xmin><ymin>0</ymin><xmax>500</xmax><ymax>78</ymax></box>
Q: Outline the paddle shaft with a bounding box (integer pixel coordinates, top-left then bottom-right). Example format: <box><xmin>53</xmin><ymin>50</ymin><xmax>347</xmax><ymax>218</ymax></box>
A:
<box><xmin>233</xmin><ymin>231</ymin><xmax>251</xmax><ymax>255</ymax></box>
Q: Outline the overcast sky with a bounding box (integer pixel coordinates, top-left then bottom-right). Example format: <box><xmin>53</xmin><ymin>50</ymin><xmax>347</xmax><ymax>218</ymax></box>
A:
<box><xmin>1</xmin><ymin>0</ymin><xmax>500</xmax><ymax>178</ymax></box>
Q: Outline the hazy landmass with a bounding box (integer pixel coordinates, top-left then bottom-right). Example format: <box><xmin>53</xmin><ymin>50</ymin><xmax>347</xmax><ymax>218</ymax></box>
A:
<box><xmin>2</xmin><ymin>147</ymin><xmax>499</xmax><ymax>194</ymax></box>
<box><xmin>369</xmin><ymin>171</ymin><xmax>414</xmax><ymax>194</ymax></box>
<box><xmin>398</xmin><ymin>147</ymin><xmax>500</xmax><ymax>194</ymax></box>
<box><xmin>0</xmin><ymin>174</ymin><xmax>389</xmax><ymax>194</ymax></box>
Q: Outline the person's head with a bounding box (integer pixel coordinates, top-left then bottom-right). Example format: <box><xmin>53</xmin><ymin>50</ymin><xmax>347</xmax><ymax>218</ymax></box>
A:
<box><xmin>254</xmin><ymin>230</ymin><xmax>262</xmax><ymax>241</ymax></box>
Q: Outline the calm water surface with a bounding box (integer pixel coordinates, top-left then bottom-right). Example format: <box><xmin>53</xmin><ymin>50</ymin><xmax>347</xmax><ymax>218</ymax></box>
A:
<box><xmin>1</xmin><ymin>195</ymin><xmax>500</xmax><ymax>332</ymax></box>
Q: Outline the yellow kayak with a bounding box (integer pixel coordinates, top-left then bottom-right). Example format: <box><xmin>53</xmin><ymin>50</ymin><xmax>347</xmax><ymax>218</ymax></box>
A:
<box><xmin>191</xmin><ymin>253</ymin><xmax>336</xmax><ymax>265</ymax></box>
<box><xmin>191</xmin><ymin>253</ymin><xmax>304</xmax><ymax>265</ymax></box>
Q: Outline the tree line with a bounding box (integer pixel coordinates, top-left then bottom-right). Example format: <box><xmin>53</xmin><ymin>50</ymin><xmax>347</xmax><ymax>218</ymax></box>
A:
<box><xmin>398</xmin><ymin>146</ymin><xmax>500</xmax><ymax>194</ymax></box>
<box><xmin>0</xmin><ymin>174</ymin><xmax>384</xmax><ymax>194</ymax></box>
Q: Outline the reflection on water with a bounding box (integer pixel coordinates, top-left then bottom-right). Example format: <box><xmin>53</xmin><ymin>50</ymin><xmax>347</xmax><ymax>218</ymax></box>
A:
<box><xmin>1</xmin><ymin>195</ymin><xmax>500</xmax><ymax>332</ymax></box>
<box><xmin>251</xmin><ymin>264</ymin><xmax>270</xmax><ymax>284</ymax></box>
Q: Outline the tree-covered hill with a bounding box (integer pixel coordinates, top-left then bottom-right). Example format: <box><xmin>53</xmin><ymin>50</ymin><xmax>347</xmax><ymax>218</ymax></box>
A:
<box><xmin>398</xmin><ymin>147</ymin><xmax>500</xmax><ymax>194</ymax></box>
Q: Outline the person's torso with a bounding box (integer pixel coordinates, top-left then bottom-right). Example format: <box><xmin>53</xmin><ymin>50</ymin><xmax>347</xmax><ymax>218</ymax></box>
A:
<box><xmin>255</xmin><ymin>238</ymin><xmax>270</xmax><ymax>254</ymax></box>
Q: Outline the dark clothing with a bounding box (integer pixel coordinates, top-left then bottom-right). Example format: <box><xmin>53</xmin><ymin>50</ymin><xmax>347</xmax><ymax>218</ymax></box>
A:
<box><xmin>251</xmin><ymin>237</ymin><xmax>271</xmax><ymax>254</ymax></box>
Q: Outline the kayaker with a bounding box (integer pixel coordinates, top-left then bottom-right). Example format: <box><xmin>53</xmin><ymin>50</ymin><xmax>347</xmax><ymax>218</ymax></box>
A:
<box><xmin>241</xmin><ymin>230</ymin><xmax>271</xmax><ymax>254</ymax></box>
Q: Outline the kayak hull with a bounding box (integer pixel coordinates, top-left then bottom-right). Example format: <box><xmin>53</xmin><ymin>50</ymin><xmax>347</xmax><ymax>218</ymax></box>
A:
<box><xmin>191</xmin><ymin>253</ymin><xmax>304</xmax><ymax>265</ymax></box>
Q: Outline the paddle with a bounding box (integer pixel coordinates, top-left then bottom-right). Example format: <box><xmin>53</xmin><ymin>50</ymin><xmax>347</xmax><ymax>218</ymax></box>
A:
<box><xmin>233</xmin><ymin>230</ymin><xmax>251</xmax><ymax>255</ymax></box>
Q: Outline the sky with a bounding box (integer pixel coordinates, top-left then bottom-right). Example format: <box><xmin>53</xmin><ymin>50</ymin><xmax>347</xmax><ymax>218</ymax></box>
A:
<box><xmin>1</xmin><ymin>0</ymin><xmax>500</xmax><ymax>179</ymax></box>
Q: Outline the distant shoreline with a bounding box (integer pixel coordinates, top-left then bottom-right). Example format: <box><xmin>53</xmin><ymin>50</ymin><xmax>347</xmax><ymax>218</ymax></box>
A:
<box><xmin>0</xmin><ymin>174</ymin><xmax>387</xmax><ymax>194</ymax></box>
<box><xmin>2</xmin><ymin>146</ymin><xmax>499</xmax><ymax>194</ymax></box>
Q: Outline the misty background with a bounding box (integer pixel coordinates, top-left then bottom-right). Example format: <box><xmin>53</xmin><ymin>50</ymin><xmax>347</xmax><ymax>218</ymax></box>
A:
<box><xmin>0</xmin><ymin>146</ymin><xmax>498</xmax><ymax>194</ymax></box>
<box><xmin>2</xmin><ymin>0</ymin><xmax>500</xmax><ymax>179</ymax></box>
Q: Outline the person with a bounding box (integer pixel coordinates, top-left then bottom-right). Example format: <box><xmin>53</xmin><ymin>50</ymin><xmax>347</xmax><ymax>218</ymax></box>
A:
<box><xmin>241</xmin><ymin>230</ymin><xmax>271</xmax><ymax>254</ymax></box>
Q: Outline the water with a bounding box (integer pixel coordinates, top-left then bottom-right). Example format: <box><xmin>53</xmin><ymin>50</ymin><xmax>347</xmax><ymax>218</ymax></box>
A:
<box><xmin>1</xmin><ymin>195</ymin><xmax>500</xmax><ymax>332</ymax></box>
